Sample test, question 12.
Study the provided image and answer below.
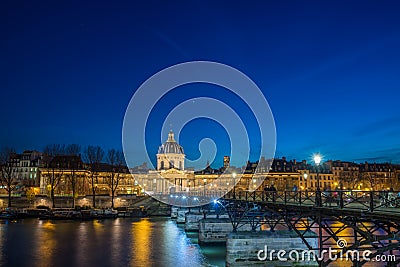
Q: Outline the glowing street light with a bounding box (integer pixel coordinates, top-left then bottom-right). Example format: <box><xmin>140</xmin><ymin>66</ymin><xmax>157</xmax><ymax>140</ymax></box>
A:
<box><xmin>313</xmin><ymin>153</ymin><xmax>322</xmax><ymax>207</ymax></box>
<box><xmin>313</xmin><ymin>155</ymin><xmax>321</xmax><ymax>166</ymax></box>
<box><xmin>303</xmin><ymin>173</ymin><xmax>308</xmax><ymax>189</ymax></box>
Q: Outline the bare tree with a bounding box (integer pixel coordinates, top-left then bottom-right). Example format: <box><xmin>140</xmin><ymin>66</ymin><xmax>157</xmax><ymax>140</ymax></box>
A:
<box><xmin>66</xmin><ymin>144</ymin><xmax>81</xmax><ymax>156</ymax></box>
<box><xmin>339</xmin><ymin>171</ymin><xmax>359</xmax><ymax>190</ymax></box>
<box><xmin>0</xmin><ymin>147</ymin><xmax>17</xmax><ymax>207</ymax></box>
<box><xmin>44</xmin><ymin>144</ymin><xmax>65</xmax><ymax>156</ymax></box>
<box><xmin>65</xmin><ymin>144</ymin><xmax>82</xmax><ymax>208</ymax></box>
<box><xmin>43</xmin><ymin>144</ymin><xmax>65</xmax><ymax>208</ymax></box>
<box><xmin>362</xmin><ymin>172</ymin><xmax>377</xmax><ymax>191</ymax></box>
<box><xmin>83</xmin><ymin>145</ymin><xmax>104</xmax><ymax>208</ymax></box>
<box><xmin>106</xmin><ymin>149</ymin><xmax>125</xmax><ymax>209</ymax></box>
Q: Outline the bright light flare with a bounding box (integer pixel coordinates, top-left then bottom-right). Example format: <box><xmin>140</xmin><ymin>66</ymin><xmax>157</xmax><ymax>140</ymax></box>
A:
<box><xmin>313</xmin><ymin>154</ymin><xmax>322</xmax><ymax>165</ymax></box>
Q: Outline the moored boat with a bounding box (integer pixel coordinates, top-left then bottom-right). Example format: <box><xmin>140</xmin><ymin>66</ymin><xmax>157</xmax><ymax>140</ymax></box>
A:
<box><xmin>81</xmin><ymin>208</ymin><xmax>118</xmax><ymax>220</ymax></box>
<box><xmin>0</xmin><ymin>211</ymin><xmax>17</xmax><ymax>220</ymax></box>
<box><xmin>39</xmin><ymin>209</ymin><xmax>82</xmax><ymax>220</ymax></box>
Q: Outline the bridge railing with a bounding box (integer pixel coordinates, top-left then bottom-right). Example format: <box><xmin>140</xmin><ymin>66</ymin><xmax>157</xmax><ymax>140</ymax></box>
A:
<box><xmin>224</xmin><ymin>190</ymin><xmax>400</xmax><ymax>213</ymax></box>
<box><xmin>158</xmin><ymin>189</ymin><xmax>400</xmax><ymax>213</ymax></box>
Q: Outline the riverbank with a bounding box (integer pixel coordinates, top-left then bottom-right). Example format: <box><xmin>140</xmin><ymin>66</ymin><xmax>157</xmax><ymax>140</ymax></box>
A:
<box><xmin>0</xmin><ymin>195</ymin><xmax>171</xmax><ymax>220</ymax></box>
<box><xmin>0</xmin><ymin>194</ymin><xmax>147</xmax><ymax>209</ymax></box>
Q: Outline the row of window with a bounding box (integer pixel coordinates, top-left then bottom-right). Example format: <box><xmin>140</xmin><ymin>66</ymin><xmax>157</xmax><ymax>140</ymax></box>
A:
<box><xmin>12</xmin><ymin>167</ymin><xmax>37</xmax><ymax>173</ymax></box>
<box><xmin>17</xmin><ymin>161</ymin><xmax>39</xmax><ymax>167</ymax></box>
<box><xmin>16</xmin><ymin>173</ymin><xmax>37</xmax><ymax>179</ymax></box>
<box><xmin>300</xmin><ymin>182</ymin><xmax>331</xmax><ymax>188</ymax></box>
<box><xmin>300</xmin><ymin>175</ymin><xmax>332</xmax><ymax>181</ymax></box>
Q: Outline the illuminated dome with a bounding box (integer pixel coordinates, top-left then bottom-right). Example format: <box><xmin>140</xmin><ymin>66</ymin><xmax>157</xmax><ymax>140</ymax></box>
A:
<box><xmin>158</xmin><ymin>130</ymin><xmax>184</xmax><ymax>154</ymax></box>
<box><xmin>156</xmin><ymin>130</ymin><xmax>185</xmax><ymax>170</ymax></box>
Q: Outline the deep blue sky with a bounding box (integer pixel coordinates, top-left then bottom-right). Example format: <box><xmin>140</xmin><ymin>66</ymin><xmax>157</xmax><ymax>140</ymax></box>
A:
<box><xmin>1</xmin><ymin>1</ymin><xmax>400</xmax><ymax>167</ymax></box>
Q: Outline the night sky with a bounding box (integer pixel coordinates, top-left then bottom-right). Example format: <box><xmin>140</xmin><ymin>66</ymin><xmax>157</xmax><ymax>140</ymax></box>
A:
<box><xmin>1</xmin><ymin>1</ymin><xmax>400</xmax><ymax>168</ymax></box>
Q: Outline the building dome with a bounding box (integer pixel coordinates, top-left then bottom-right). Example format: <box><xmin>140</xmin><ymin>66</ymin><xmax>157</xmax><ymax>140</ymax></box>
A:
<box><xmin>157</xmin><ymin>130</ymin><xmax>184</xmax><ymax>154</ymax></box>
<box><xmin>157</xmin><ymin>130</ymin><xmax>185</xmax><ymax>170</ymax></box>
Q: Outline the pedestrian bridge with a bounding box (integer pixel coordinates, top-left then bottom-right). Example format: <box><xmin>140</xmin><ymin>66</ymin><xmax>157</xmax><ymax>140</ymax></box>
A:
<box><xmin>163</xmin><ymin>189</ymin><xmax>400</xmax><ymax>266</ymax></box>
<box><xmin>166</xmin><ymin>189</ymin><xmax>400</xmax><ymax>214</ymax></box>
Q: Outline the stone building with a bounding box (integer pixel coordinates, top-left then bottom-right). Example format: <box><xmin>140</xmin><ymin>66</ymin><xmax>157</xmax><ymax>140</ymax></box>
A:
<box><xmin>156</xmin><ymin>130</ymin><xmax>185</xmax><ymax>170</ymax></box>
<box><xmin>135</xmin><ymin>130</ymin><xmax>193</xmax><ymax>194</ymax></box>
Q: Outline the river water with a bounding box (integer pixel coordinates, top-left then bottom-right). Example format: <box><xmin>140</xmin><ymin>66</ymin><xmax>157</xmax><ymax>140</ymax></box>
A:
<box><xmin>0</xmin><ymin>218</ymin><xmax>396</xmax><ymax>267</ymax></box>
<box><xmin>0</xmin><ymin>218</ymin><xmax>226</xmax><ymax>267</ymax></box>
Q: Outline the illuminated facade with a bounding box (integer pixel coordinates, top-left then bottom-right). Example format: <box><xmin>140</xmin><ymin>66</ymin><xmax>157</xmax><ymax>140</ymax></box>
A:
<box><xmin>156</xmin><ymin>130</ymin><xmax>185</xmax><ymax>170</ymax></box>
<box><xmin>5</xmin><ymin>137</ymin><xmax>400</xmax><ymax>202</ymax></box>
<box><xmin>136</xmin><ymin>131</ymin><xmax>193</xmax><ymax>194</ymax></box>
<box><xmin>11</xmin><ymin>150</ymin><xmax>42</xmax><ymax>188</ymax></box>
<box><xmin>39</xmin><ymin>156</ymin><xmax>141</xmax><ymax>197</ymax></box>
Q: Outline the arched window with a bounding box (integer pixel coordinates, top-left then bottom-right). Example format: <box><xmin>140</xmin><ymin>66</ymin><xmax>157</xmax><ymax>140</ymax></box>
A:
<box><xmin>160</xmin><ymin>161</ymin><xmax>164</xmax><ymax>170</ymax></box>
<box><xmin>170</xmin><ymin>160</ymin><xmax>174</xmax><ymax>169</ymax></box>
<box><xmin>179</xmin><ymin>161</ymin><xmax>183</xmax><ymax>170</ymax></box>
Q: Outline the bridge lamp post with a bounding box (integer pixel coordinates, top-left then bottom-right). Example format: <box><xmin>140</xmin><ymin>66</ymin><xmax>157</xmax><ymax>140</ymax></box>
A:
<box><xmin>313</xmin><ymin>154</ymin><xmax>322</xmax><ymax>207</ymax></box>
<box><xmin>303</xmin><ymin>173</ymin><xmax>308</xmax><ymax>188</ymax></box>
<box><xmin>232</xmin><ymin>173</ymin><xmax>237</xmax><ymax>199</ymax></box>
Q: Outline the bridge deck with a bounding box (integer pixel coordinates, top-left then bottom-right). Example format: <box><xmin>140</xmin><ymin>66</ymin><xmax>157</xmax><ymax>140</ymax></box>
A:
<box><xmin>221</xmin><ymin>190</ymin><xmax>400</xmax><ymax>221</ymax></box>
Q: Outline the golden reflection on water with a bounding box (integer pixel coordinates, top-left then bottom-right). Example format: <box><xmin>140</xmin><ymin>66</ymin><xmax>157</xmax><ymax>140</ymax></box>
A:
<box><xmin>1</xmin><ymin>218</ymin><xmax>210</xmax><ymax>267</ymax></box>
<box><xmin>34</xmin><ymin>221</ymin><xmax>56</xmax><ymax>267</ymax></box>
<box><xmin>92</xmin><ymin>219</ymin><xmax>104</xmax><ymax>230</ymax></box>
<box><xmin>42</xmin><ymin>220</ymin><xmax>56</xmax><ymax>230</ymax></box>
<box><xmin>110</xmin><ymin>219</ymin><xmax>122</xmax><ymax>264</ymax></box>
<box><xmin>76</xmin><ymin>222</ymin><xmax>89</xmax><ymax>266</ymax></box>
<box><xmin>130</xmin><ymin>219</ymin><xmax>152</xmax><ymax>266</ymax></box>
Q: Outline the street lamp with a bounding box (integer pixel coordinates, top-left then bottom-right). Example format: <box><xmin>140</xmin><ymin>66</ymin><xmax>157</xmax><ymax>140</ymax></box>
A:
<box><xmin>313</xmin><ymin>154</ymin><xmax>322</xmax><ymax>207</ymax></box>
<box><xmin>303</xmin><ymin>173</ymin><xmax>308</xmax><ymax>188</ymax></box>
<box><xmin>203</xmin><ymin>178</ymin><xmax>207</xmax><ymax>196</ymax></box>
<box><xmin>232</xmin><ymin>173</ymin><xmax>237</xmax><ymax>199</ymax></box>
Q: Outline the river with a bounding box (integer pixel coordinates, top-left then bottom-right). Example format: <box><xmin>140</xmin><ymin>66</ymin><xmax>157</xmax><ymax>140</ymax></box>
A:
<box><xmin>1</xmin><ymin>217</ymin><xmax>396</xmax><ymax>266</ymax></box>
<box><xmin>0</xmin><ymin>218</ymin><xmax>226</xmax><ymax>267</ymax></box>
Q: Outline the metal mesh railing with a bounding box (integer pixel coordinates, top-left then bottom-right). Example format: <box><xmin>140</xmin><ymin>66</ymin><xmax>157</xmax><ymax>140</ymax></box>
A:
<box><xmin>223</xmin><ymin>190</ymin><xmax>400</xmax><ymax>214</ymax></box>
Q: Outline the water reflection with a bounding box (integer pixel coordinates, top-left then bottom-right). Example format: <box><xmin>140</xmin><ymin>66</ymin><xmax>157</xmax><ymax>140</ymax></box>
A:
<box><xmin>76</xmin><ymin>222</ymin><xmax>89</xmax><ymax>266</ymax></box>
<box><xmin>130</xmin><ymin>218</ymin><xmax>152</xmax><ymax>266</ymax></box>
<box><xmin>128</xmin><ymin>218</ymin><xmax>207</xmax><ymax>267</ymax></box>
<box><xmin>161</xmin><ymin>222</ymin><xmax>206</xmax><ymax>266</ymax></box>
<box><xmin>110</xmin><ymin>219</ymin><xmax>123</xmax><ymax>265</ymax></box>
<box><xmin>34</xmin><ymin>220</ymin><xmax>57</xmax><ymax>267</ymax></box>
<box><xmin>0</xmin><ymin>218</ymin><xmax>396</xmax><ymax>267</ymax></box>
<box><xmin>0</xmin><ymin>221</ymin><xmax>7</xmax><ymax>266</ymax></box>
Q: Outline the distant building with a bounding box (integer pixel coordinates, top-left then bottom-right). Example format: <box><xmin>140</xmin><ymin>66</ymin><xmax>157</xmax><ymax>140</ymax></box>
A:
<box><xmin>358</xmin><ymin>162</ymin><xmax>395</xmax><ymax>190</ymax></box>
<box><xmin>156</xmin><ymin>130</ymin><xmax>185</xmax><ymax>170</ymax></box>
<box><xmin>39</xmin><ymin>155</ymin><xmax>140</xmax><ymax>197</ymax></box>
<box><xmin>138</xmin><ymin>131</ymin><xmax>193</xmax><ymax>194</ymax></box>
<box><xmin>7</xmin><ymin>135</ymin><xmax>400</xmax><ymax>203</ymax></box>
<box><xmin>223</xmin><ymin>156</ymin><xmax>230</xmax><ymax>168</ymax></box>
<box><xmin>11</xmin><ymin>150</ymin><xmax>42</xmax><ymax>191</ymax></box>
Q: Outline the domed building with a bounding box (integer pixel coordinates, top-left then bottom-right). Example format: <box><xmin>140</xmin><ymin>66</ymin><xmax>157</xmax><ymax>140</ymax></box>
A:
<box><xmin>156</xmin><ymin>130</ymin><xmax>185</xmax><ymax>170</ymax></box>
